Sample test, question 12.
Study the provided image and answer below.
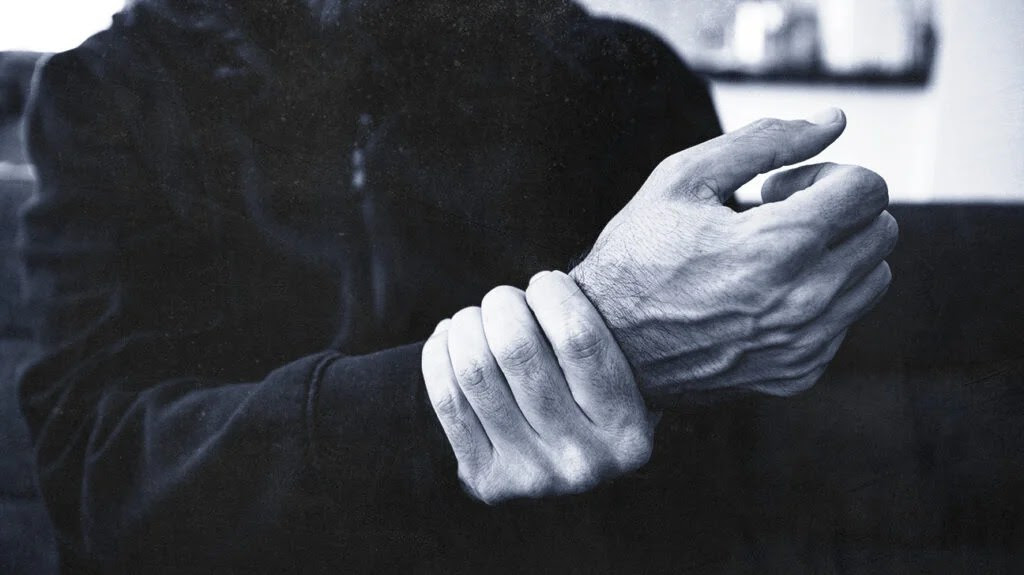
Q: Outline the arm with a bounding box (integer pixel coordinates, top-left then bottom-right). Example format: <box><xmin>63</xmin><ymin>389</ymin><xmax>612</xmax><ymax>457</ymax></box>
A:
<box><xmin>572</xmin><ymin>111</ymin><xmax>898</xmax><ymax>405</ymax></box>
<box><xmin>428</xmin><ymin>113</ymin><xmax>898</xmax><ymax>502</ymax></box>
<box><xmin>19</xmin><ymin>49</ymin><xmax>460</xmax><ymax>573</ymax></box>
<box><xmin>422</xmin><ymin>273</ymin><xmax>655</xmax><ymax>504</ymax></box>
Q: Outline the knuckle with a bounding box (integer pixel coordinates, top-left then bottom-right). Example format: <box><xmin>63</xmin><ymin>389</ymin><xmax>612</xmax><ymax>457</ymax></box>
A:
<box><xmin>653</xmin><ymin>151</ymin><xmax>687</xmax><ymax>177</ymax></box>
<box><xmin>472</xmin><ymin>462</ymin><xmax>558</xmax><ymax>504</ymax></box>
<box><xmin>432</xmin><ymin>389</ymin><xmax>462</xmax><ymax>421</ymax></box>
<box><xmin>685</xmin><ymin>175</ymin><xmax>722</xmax><ymax>203</ymax></box>
<box><xmin>517</xmin><ymin>464</ymin><xmax>554</xmax><ymax>499</ymax></box>
<box><xmin>751</xmin><ymin>117</ymin><xmax>786</xmax><ymax>136</ymax></box>
<box><xmin>734</xmin><ymin>119</ymin><xmax>788</xmax><ymax>172</ymax></box>
<box><xmin>554</xmin><ymin>319</ymin><xmax>605</xmax><ymax>362</ymax></box>
<box><xmin>483</xmin><ymin>284</ymin><xmax>521</xmax><ymax>301</ymax></box>
<box><xmin>738</xmin><ymin>211</ymin><xmax>820</xmax><ymax>264</ymax></box>
<box><xmin>492</xmin><ymin>331</ymin><xmax>541</xmax><ymax>371</ymax></box>
<box><xmin>481</xmin><ymin>285</ymin><xmax>523</xmax><ymax>314</ymax></box>
<box><xmin>650</xmin><ymin>153</ymin><xmax>721</xmax><ymax>202</ymax></box>
<box><xmin>556</xmin><ymin>444</ymin><xmax>602</xmax><ymax>493</ymax></box>
<box><xmin>459</xmin><ymin>465</ymin><xmax>494</xmax><ymax>503</ymax></box>
<box><xmin>450</xmin><ymin>305</ymin><xmax>482</xmax><ymax>327</ymax></box>
<box><xmin>454</xmin><ymin>357</ymin><xmax>491</xmax><ymax>393</ymax></box>
<box><xmin>612</xmin><ymin>427</ymin><xmax>654</xmax><ymax>472</ymax></box>
<box><xmin>846</xmin><ymin>166</ymin><xmax>889</xmax><ymax>205</ymax></box>
<box><xmin>470</xmin><ymin>481</ymin><xmax>506</xmax><ymax>505</ymax></box>
<box><xmin>788</xmin><ymin>285</ymin><xmax>832</xmax><ymax>323</ymax></box>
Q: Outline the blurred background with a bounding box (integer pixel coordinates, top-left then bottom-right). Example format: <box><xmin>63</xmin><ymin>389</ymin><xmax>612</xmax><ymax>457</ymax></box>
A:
<box><xmin>581</xmin><ymin>0</ymin><xmax>1023</xmax><ymax>203</ymax></box>
<box><xmin>0</xmin><ymin>1</ymin><xmax>1022</xmax><ymax>573</ymax></box>
<box><xmin>1</xmin><ymin>0</ymin><xmax>1022</xmax><ymax>203</ymax></box>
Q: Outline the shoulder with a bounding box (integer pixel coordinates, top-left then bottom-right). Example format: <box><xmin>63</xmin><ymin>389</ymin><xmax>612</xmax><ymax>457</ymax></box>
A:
<box><xmin>27</xmin><ymin>30</ymin><xmax>139</xmax><ymax>180</ymax></box>
<box><xmin>537</xmin><ymin>10</ymin><xmax>715</xmax><ymax>116</ymax></box>
<box><xmin>535</xmin><ymin>9</ymin><xmax>721</xmax><ymax>144</ymax></box>
<box><xmin>29</xmin><ymin>10</ymin><xmax>171</xmax><ymax>150</ymax></box>
<box><xmin>539</xmin><ymin>9</ymin><xmax>698</xmax><ymax>86</ymax></box>
<box><xmin>25</xmin><ymin>12</ymin><xmax>195</xmax><ymax>223</ymax></box>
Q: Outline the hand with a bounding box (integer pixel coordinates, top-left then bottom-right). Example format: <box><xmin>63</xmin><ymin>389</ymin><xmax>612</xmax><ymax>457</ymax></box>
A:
<box><xmin>570</xmin><ymin>109</ymin><xmax>897</xmax><ymax>405</ymax></box>
<box><xmin>421</xmin><ymin>272</ymin><xmax>656</xmax><ymax>504</ymax></box>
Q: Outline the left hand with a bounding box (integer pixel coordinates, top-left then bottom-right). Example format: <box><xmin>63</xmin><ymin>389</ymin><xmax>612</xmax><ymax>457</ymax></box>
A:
<box><xmin>421</xmin><ymin>272</ymin><xmax>657</xmax><ymax>504</ymax></box>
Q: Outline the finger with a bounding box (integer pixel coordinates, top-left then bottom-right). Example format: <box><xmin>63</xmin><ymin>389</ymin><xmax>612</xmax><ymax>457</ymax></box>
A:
<box><xmin>480</xmin><ymin>285</ymin><xmax>587</xmax><ymax>438</ymax></box>
<box><xmin>446</xmin><ymin>306</ymin><xmax>535</xmax><ymax>444</ymax></box>
<box><xmin>422</xmin><ymin>320</ymin><xmax>492</xmax><ymax>476</ymax></box>
<box><xmin>648</xmin><ymin>108</ymin><xmax>846</xmax><ymax>205</ymax></box>
<box><xmin>810</xmin><ymin>210</ymin><xmax>899</xmax><ymax>297</ymax></box>
<box><xmin>820</xmin><ymin>261</ymin><xmax>892</xmax><ymax>334</ymax></box>
<box><xmin>740</xmin><ymin>262</ymin><xmax>889</xmax><ymax>398</ymax></box>
<box><xmin>767</xmin><ymin>164</ymin><xmax>889</xmax><ymax>246</ymax></box>
<box><xmin>761</xmin><ymin>162</ymin><xmax>835</xmax><ymax>203</ymax></box>
<box><xmin>525</xmin><ymin>271</ymin><xmax>645</xmax><ymax>429</ymax></box>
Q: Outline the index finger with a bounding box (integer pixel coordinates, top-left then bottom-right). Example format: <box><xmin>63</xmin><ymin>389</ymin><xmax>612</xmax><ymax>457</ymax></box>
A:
<box><xmin>760</xmin><ymin>164</ymin><xmax>890</xmax><ymax>246</ymax></box>
<box><xmin>647</xmin><ymin>108</ymin><xmax>847</xmax><ymax>204</ymax></box>
<box><xmin>525</xmin><ymin>271</ymin><xmax>645</xmax><ymax>431</ymax></box>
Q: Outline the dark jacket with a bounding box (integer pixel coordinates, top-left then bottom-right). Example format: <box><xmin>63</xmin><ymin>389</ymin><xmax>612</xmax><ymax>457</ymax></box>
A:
<box><xmin>18</xmin><ymin>1</ymin><xmax>726</xmax><ymax>572</ymax></box>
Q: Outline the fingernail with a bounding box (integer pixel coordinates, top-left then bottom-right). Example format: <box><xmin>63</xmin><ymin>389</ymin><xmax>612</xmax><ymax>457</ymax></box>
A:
<box><xmin>529</xmin><ymin>271</ymin><xmax>550</xmax><ymax>285</ymax></box>
<box><xmin>804</xmin><ymin>107</ymin><xmax>843</xmax><ymax>125</ymax></box>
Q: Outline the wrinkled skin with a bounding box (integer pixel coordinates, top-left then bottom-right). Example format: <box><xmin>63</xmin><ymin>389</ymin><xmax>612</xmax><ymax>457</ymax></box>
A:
<box><xmin>422</xmin><ymin>110</ymin><xmax>898</xmax><ymax>501</ymax></box>
<box><xmin>572</xmin><ymin>109</ymin><xmax>896</xmax><ymax>404</ymax></box>
<box><xmin>422</xmin><ymin>272</ymin><xmax>656</xmax><ymax>504</ymax></box>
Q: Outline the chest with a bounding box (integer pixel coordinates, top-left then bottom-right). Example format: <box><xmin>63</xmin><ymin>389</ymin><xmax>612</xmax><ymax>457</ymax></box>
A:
<box><xmin>179</xmin><ymin>51</ymin><xmax>632</xmax><ymax>353</ymax></box>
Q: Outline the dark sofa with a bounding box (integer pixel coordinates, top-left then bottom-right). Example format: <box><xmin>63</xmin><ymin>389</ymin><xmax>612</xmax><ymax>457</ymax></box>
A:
<box><xmin>1</xmin><ymin>179</ymin><xmax>57</xmax><ymax>575</ymax></box>
<box><xmin>1</xmin><ymin>52</ymin><xmax>1022</xmax><ymax>574</ymax></box>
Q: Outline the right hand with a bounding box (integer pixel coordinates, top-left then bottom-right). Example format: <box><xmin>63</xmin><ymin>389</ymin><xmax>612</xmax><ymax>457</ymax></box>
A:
<box><xmin>421</xmin><ymin>273</ymin><xmax>656</xmax><ymax>504</ymax></box>
<box><xmin>570</xmin><ymin>109</ymin><xmax>898</xmax><ymax>405</ymax></box>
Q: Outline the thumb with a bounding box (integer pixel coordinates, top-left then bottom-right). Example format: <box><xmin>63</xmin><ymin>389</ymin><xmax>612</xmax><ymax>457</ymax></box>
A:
<box><xmin>649</xmin><ymin>108</ymin><xmax>846</xmax><ymax>205</ymax></box>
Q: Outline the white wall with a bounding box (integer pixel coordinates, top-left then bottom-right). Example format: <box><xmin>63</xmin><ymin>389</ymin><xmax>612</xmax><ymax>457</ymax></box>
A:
<box><xmin>0</xmin><ymin>0</ymin><xmax>124</xmax><ymax>52</ymax></box>
<box><xmin>579</xmin><ymin>0</ymin><xmax>1024</xmax><ymax>203</ymax></box>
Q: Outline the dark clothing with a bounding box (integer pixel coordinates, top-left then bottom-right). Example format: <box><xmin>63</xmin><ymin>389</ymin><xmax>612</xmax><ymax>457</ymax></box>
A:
<box><xmin>18</xmin><ymin>2</ymin><xmax>724</xmax><ymax>572</ymax></box>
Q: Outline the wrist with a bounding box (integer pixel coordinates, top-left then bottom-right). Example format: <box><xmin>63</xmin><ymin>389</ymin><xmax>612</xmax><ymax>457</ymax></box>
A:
<box><xmin>569</xmin><ymin>257</ymin><xmax>674</xmax><ymax>409</ymax></box>
<box><xmin>568</xmin><ymin>255</ymin><xmax>642</xmax><ymax>349</ymax></box>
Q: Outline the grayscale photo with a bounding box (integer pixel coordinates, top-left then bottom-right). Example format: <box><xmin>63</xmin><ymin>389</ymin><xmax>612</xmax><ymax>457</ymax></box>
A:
<box><xmin>0</xmin><ymin>0</ymin><xmax>1022</xmax><ymax>572</ymax></box>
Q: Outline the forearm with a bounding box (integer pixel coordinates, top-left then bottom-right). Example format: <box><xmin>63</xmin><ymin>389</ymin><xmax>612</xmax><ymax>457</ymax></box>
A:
<box><xmin>21</xmin><ymin>342</ymin><xmax>461</xmax><ymax>572</ymax></box>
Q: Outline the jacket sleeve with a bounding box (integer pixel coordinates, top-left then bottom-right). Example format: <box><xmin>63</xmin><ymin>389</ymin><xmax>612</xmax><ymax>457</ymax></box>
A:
<box><xmin>18</xmin><ymin>45</ymin><xmax>463</xmax><ymax>573</ymax></box>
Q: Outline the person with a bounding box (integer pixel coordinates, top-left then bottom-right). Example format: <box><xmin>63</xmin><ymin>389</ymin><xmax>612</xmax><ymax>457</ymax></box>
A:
<box><xmin>17</xmin><ymin>0</ymin><xmax>895</xmax><ymax>572</ymax></box>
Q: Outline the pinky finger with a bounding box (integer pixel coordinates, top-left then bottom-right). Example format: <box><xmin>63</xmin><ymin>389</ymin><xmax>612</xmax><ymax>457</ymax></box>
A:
<box><xmin>828</xmin><ymin>261</ymin><xmax>892</xmax><ymax>331</ymax></box>
<box><xmin>422</xmin><ymin>320</ymin><xmax>492</xmax><ymax>478</ymax></box>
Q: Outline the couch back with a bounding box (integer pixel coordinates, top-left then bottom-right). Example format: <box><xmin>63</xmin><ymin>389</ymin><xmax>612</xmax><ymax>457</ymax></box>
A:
<box><xmin>0</xmin><ymin>176</ymin><xmax>57</xmax><ymax>575</ymax></box>
<box><xmin>0</xmin><ymin>49</ymin><xmax>57</xmax><ymax>575</ymax></box>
